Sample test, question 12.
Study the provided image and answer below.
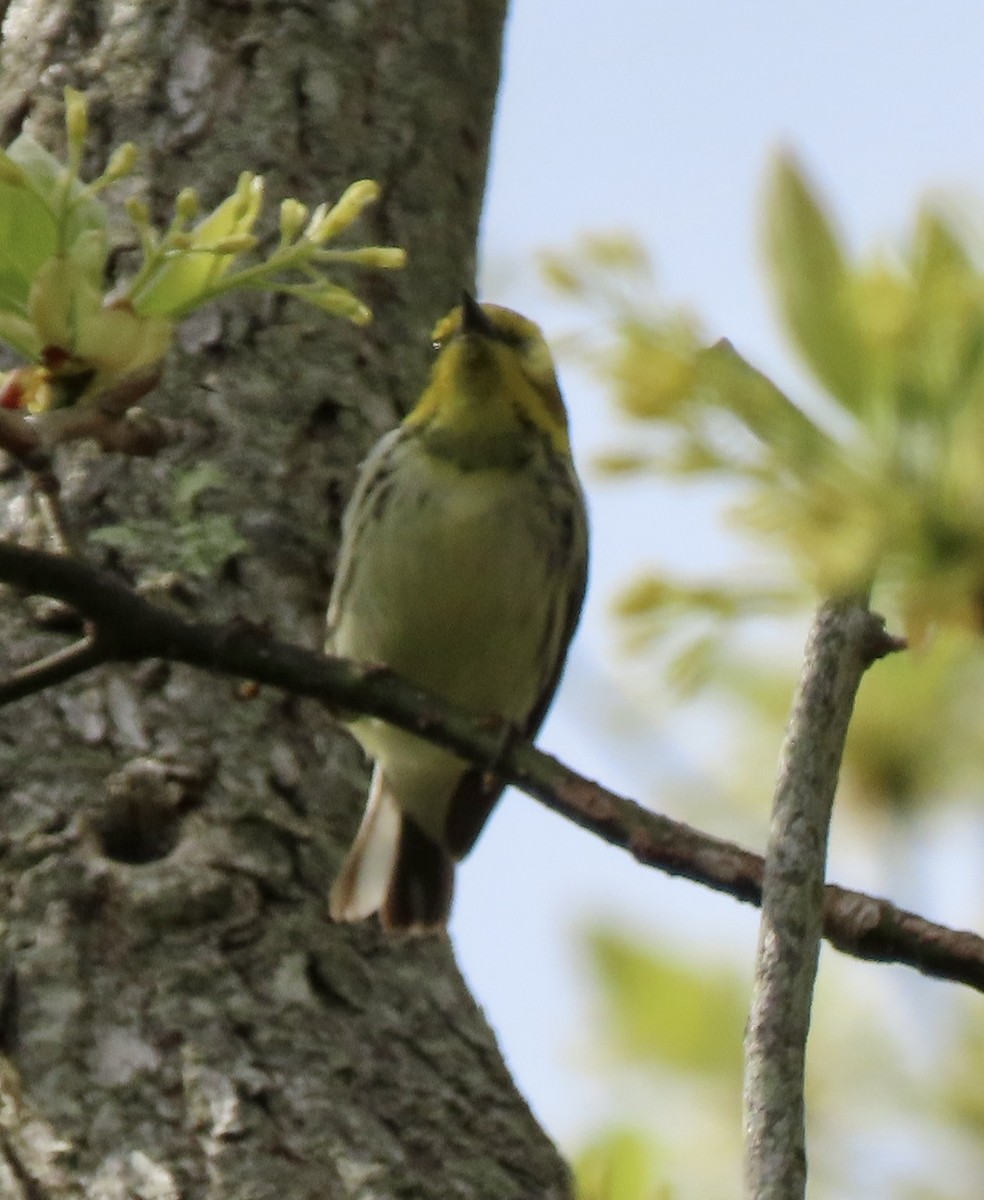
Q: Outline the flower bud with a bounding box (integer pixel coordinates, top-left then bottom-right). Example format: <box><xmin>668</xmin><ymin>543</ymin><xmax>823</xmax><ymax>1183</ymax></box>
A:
<box><xmin>103</xmin><ymin>142</ymin><xmax>137</xmax><ymax>182</ymax></box>
<box><xmin>279</xmin><ymin>198</ymin><xmax>309</xmax><ymax>242</ymax></box>
<box><xmin>310</xmin><ymin>180</ymin><xmax>380</xmax><ymax>242</ymax></box>
<box><xmin>231</xmin><ymin>172</ymin><xmax>263</xmax><ymax>222</ymax></box>
<box><xmin>125</xmin><ymin>196</ymin><xmax>151</xmax><ymax>228</ymax></box>
<box><xmin>338</xmin><ymin>246</ymin><xmax>407</xmax><ymax>269</ymax></box>
<box><xmin>64</xmin><ymin>87</ymin><xmax>89</xmax><ymax>152</ymax></box>
<box><xmin>175</xmin><ymin>187</ymin><xmax>200</xmax><ymax>222</ymax></box>
<box><xmin>303</xmin><ymin>202</ymin><xmax>329</xmax><ymax>241</ymax></box>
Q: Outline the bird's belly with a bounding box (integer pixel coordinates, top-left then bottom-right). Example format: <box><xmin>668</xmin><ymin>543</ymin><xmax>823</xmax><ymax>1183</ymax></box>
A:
<box><xmin>333</xmin><ymin>465</ymin><xmax>555</xmax><ymax>720</ymax></box>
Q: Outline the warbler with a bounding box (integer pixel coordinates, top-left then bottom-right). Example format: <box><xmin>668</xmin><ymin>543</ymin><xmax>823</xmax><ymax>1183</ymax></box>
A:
<box><xmin>326</xmin><ymin>293</ymin><xmax>588</xmax><ymax>932</ymax></box>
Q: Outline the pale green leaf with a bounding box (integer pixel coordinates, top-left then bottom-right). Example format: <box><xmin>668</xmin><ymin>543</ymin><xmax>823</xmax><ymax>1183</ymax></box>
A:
<box><xmin>0</xmin><ymin>179</ymin><xmax>59</xmax><ymax>307</ymax></box>
<box><xmin>697</xmin><ymin>338</ymin><xmax>832</xmax><ymax>470</ymax></box>
<box><xmin>765</xmin><ymin>154</ymin><xmax>869</xmax><ymax>410</ymax></box>
<box><xmin>173</xmin><ymin>515</ymin><xmax>249</xmax><ymax>577</ymax></box>
<box><xmin>171</xmin><ymin>463</ymin><xmax>228</xmax><ymax>521</ymax></box>
<box><xmin>130</xmin><ymin>174</ymin><xmax>264</xmax><ymax>316</ymax></box>
<box><xmin>6</xmin><ymin>132</ymin><xmax>106</xmax><ymax>253</ymax></box>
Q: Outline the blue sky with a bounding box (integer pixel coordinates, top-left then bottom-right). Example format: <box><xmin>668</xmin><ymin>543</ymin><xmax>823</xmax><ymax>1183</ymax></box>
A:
<box><xmin>450</xmin><ymin>0</ymin><xmax>984</xmax><ymax>1156</ymax></box>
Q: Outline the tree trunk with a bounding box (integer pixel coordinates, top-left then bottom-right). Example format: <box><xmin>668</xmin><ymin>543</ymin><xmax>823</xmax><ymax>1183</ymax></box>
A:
<box><xmin>0</xmin><ymin>2</ymin><xmax>571</xmax><ymax>1196</ymax></box>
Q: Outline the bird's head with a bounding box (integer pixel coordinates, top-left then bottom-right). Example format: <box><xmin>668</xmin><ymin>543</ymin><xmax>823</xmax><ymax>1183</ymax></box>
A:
<box><xmin>407</xmin><ymin>294</ymin><xmax>570</xmax><ymax>455</ymax></box>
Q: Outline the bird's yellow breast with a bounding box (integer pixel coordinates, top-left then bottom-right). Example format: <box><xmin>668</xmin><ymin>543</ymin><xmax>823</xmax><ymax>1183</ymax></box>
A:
<box><xmin>330</xmin><ymin>441</ymin><xmax>564</xmax><ymax>718</ymax></box>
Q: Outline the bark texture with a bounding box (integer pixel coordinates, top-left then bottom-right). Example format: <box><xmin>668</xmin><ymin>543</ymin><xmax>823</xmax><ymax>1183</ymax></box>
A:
<box><xmin>0</xmin><ymin>2</ymin><xmax>571</xmax><ymax>1197</ymax></box>
<box><xmin>742</xmin><ymin>599</ymin><xmax>883</xmax><ymax>1200</ymax></box>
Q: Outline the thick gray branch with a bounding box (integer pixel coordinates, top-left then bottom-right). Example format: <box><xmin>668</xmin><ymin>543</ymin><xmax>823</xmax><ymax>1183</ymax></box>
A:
<box><xmin>743</xmin><ymin>599</ymin><xmax>881</xmax><ymax>1199</ymax></box>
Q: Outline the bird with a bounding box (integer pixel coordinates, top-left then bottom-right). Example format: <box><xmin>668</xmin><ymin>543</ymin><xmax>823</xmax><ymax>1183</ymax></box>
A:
<box><xmin>325</xmin><ymin>293</ymin><xmax>588</xmax><ymax>932</ymax></box>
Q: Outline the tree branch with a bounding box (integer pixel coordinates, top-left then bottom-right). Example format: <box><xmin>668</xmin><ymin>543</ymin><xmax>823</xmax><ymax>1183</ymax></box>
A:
<box><xmin>0</xmin><ymin>634</ymin><xmax>105</xmax><ymax>706</ymax></box>
<box><xmin>1</xmin><ymin>542</ymin><xmax>982</xmax><ymax>997</ymax></box>
<box><xmin>743</xmin><ymin>598</ymin><xmax>882</xmax><ymax>1199</ymax></box>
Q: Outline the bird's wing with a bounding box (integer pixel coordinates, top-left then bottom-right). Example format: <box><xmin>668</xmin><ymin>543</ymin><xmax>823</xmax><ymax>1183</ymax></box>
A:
<box><xmin>445</xmin><ymin>475</ymin><xmax>589</xmax><ymax>858</ymax></box>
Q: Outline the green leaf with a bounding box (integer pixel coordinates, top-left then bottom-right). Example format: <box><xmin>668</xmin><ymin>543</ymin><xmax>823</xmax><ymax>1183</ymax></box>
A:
<box><xmin>0</xmin><ymin>181</ymin><xmax>58</xmax><ymax>310</ymax></box>
<box><xmin>843</xmin><ymin>633</ymin><xmax>981</xmax><ymax>813</ymax></box>
<box><xmin>912</xmin><ymin>208</ymin><xmax>972</xmax><ymax>288</ymax></box>
<box><xmin>765</xmin><ymin>154</ymin><xmax>869</xmax><ymax>411</ymax></box>
<box><xmin>89</xmin><ymin>521</ymin><xmax>156</xmax><ymax>556</ymax></box>
<box><xmin>0</xmin><ymin>134</ymin><xmax>106</xmax><ymax>336</ymax></box>
<box><xmin>91</xmin><ymin>509</ymin><xmax>248</xmax><ymax>580</ymax></box>
<box><xmin>171</xmin><ymin>463</ymin><xmax>229</xmax><ymax>522</ymax></box>
<box><xmin>7</xmin><ymin>132</ymin><xmax>65</xmax><ymax>197</ymax></box>
<box><xmin>697</xmin><ymin>338</ymin><xmax>832</xmax><ymax>471</ymax></box>
<box><xmin>6</xmin><ymin>133</ymin><xmax>106</xmax><ymax>254</ymax></box>
<box><xmin>665</xmin><ymin>632</ymin><xmax>723</xmax><ymax>696</ymax></box>
<box><xmin>173</xmin><ymin>515</ymin><xmax>249</xmax><ymax>577</ymax></box>
<box><xmin>0</xmin><ymin>309</ymin><xmax>41</xmax><ymax>359</ymax></box>
<box><xmin>130</xmin><ymin>174</ymin><xmax>264</xmax><ymax>316</ymax></box>
<box><xmin>905</xmin><ymin>209</ymin><xmax>984</xmax><ymax>409</ymax></box>
<box><xmin>609</xmin><ymin>322</ymin><xmax>698</xmax><ymax>419</ymax></box>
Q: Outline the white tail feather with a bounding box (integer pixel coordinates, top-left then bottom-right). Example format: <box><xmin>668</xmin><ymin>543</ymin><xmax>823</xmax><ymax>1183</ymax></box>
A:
<box><xmin>329</xmin><ymin>767</ymin><xmax>401</xmax><ymax>922</ymax></box>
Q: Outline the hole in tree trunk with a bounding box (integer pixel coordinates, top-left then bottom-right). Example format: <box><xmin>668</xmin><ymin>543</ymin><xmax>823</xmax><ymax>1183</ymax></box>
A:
<box><xmin>96</xmin><ymin>791</ymin><xmax>181</xmax><ymax>864</ymax></box>
<box><xmin>96</xmin><ymin>760</ymin><xmax>186</xmax><ymax>864</ymax></box>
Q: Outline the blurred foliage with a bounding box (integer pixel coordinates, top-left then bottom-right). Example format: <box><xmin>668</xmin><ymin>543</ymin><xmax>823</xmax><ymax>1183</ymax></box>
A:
<box><xmin>541</xmin><ymin>158</ymin><xmax>984</xmax><ymax>824</ymax></box>
<box><xmin>572</xmin><ymin>933</ymin><xmax>745</xmax><ymax>1200</ymax></box>
<box><xmin>572</xmin><ymin>921</ymin><xmax>984</xmax><ymax>1200</ymax></box>
<box><xmin>841</xmin><ymin>632</ymin><xmax>984</xmax><ymax>813</ymax></box>
<box><xmin>940</xmin><ymin>1005</ymin><xmax>984</xmax><ymax>1136</ymax></box>
<box><xmin>692</xmin><ymin>629</ymin><xmax>984</xmax><ymax>820</ymax></box>
<box><xmin>584</xmin><ymin>929</ymin><xmax>745</xmax><ymax>1076</ymax></box>
<box><xmin>542</xmin><ymin>157</ymin><xmax>984</xmax><ymax>644</ymax></box>
<box><xmin>574</xmin><ymin>1129</ymin><xmax>669</xmax><ymax>1200</ymax></box>
<box><xmin>547</xmin><ymin>158</ymin><xmax>984</xmax><ymax>1200</ymax></box>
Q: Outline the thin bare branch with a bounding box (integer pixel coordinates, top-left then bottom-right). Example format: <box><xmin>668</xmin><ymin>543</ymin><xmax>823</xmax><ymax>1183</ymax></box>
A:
<box><xmin>0</xmin><ymin>408</ymin><xmax>41</xmax><ymax>462</ymax></box>
<box><xmin>0</xmin><ymin>542</ymin><xmax>981</xmax><ymax>998</ymax></box>
<box><xmin>30</xmin><ymin>468</ymin><xmax>79</xmax><ymax>557</ymax></box>
<box><xmin>743</xmin><ymin>598</ymin><xmax>881</xmax><ymax>1200</ymax></box>
<box><xmin>0</xmin><ymin>634</ymin><xmax>106</xmax><ymax>706</ymax></box>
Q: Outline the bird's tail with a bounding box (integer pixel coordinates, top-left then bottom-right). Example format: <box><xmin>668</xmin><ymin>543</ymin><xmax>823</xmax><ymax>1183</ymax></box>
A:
<box><xmin>329</xmin><ymin>766</ymin><xmax>454</xmax><ymax>933</ymax></box>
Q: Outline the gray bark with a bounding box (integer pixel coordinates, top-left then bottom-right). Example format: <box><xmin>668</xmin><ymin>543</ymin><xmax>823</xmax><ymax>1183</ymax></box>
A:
<box><xmin>0</xmin><ymin>2</ymin><xmax>571</xmax><ymax>1197</ymax></box>
<box><xmin>743</xmin><ymin>600</ymin><xmax>885</xmax><ymax>1199</ymax></box>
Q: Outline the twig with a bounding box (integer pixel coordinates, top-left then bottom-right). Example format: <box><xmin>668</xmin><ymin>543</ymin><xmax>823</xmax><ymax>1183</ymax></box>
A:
<box><xmin>742</xmin><ymin>599</ymin><xmax>882</xmax><ymax>1200</ymax></box>
<box><xmin>0</xmin><ymin>635</ymin><xmax>105</xmax><ymax>706</ymax></box>
<box><xmin>0</xmin><ymin>542</ymin><xmax>981</xmax><ymax>996</ymax></box>
<box><xmin>0</xmin><ymin>408</ymin><xmax>42</xmax><ymax>463</ymax></box>
<box><xmin>30</xmin><ymin>468</ymin><xmax>78</xmax><ymax>556</ymax></box>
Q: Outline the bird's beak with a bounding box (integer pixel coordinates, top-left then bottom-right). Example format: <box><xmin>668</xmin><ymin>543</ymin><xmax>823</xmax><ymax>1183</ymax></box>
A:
<box><xmin>460</xmin><ymin>291</ymin><xmax>495</xmax><ymax>338</ymax></box>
